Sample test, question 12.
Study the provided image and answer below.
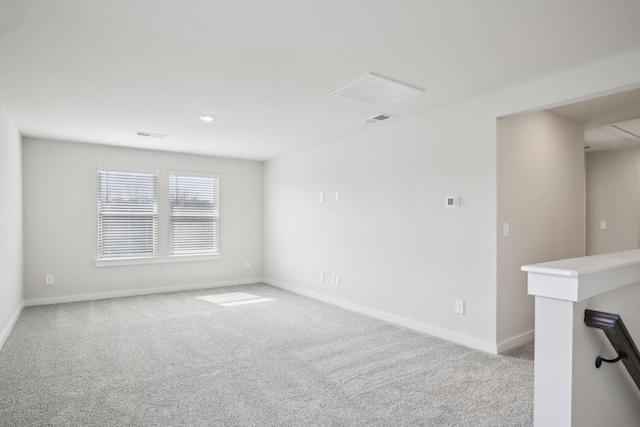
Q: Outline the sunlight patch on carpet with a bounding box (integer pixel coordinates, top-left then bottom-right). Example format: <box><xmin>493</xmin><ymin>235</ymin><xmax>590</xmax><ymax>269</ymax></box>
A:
<box><xmin>198</xmin><ymin>292</ymin><xmax>274</xmax><ymax>306</ymax></box>
<box><xmin>220</xmin><ymin>297</ymin><xmax>274</xmax><ymax>307</ymax></box>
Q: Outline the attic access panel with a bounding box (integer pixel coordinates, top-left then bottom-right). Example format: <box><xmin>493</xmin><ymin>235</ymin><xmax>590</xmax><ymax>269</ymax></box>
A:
<box><xmin>331</xmin><ymin>73</ymin><xmax>424</xmax><ymax>106</ymax></box>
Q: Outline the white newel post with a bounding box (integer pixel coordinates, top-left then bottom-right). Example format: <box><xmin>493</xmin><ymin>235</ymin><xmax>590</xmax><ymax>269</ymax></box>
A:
<box><xmin>523</xmin><ymin>250</ymin><xmax>640</xmax><ymax>427</ymax></box>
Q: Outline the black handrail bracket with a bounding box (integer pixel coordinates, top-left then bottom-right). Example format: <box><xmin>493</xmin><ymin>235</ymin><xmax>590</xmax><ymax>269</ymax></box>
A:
<box><xmin>584</xmin><ymin>309</ymin><xmax>640</xmax><ymax>392</ymax></box>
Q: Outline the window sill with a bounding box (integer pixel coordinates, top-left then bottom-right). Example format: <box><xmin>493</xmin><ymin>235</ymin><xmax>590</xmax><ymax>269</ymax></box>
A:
<box><xmin>94</xmin><ymin>254</ymin><xmax>222</xmax><ymax>267</ymax></box>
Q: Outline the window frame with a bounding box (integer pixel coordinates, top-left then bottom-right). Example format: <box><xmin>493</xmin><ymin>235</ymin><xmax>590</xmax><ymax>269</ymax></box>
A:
<box><xmin>94</xmin><ymin>167</ymin><xmax>222</xmax><ymax>267</ymax></box>
<box><xmin>169</xmin><ymin>171</ymin><xmax>220</xmax><ymax>257</ymax></box>
<box><xmin>96</xmin><ymin>166</ymin><xmax>159</xmax><ymax>262</ymax></box>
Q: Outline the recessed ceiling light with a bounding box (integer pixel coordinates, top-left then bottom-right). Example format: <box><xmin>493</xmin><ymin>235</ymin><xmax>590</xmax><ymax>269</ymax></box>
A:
<box><xmin>199</xmin><ymin>115</ymin><xmax>215</xmax><ymax>122</ymax></box>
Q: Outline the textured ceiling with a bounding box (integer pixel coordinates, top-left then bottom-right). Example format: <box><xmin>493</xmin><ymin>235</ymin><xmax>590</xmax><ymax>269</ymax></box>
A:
<box><xmin>1</xmin><ymin>0</ymin><xmax>640</xmax><ymax>160</ymax></box>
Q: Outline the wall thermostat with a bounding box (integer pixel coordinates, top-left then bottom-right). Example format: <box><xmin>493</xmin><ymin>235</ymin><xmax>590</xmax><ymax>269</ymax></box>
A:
<box><xmin>446</xmin><ymin>196</ymin><xmax>459</xmax><ymax>208</ymax></box>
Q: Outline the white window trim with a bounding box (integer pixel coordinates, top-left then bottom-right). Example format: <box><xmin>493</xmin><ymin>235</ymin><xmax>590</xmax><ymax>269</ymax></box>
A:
<box><xmin>168</xmin><ymin>170</ymin><xmax>220</xmax><ymax>180</ymax></box>
<box><xmin>94</xmin><ymin>167</ymin><xmax>223</xmax><ymax>267</ymax></box>
<box><xmin>97</xmin><ymin>167</ymin><xmax>159</xmax><ymax>260</ymax></box>
<box><xmin>168</xmin><ymin>171</ymin><xmax>220</xmax><ymax>257</ymax></box>
<box><xmin>94</xmin><ymin>253</ymin><xmax>222</xmax><ymax>267</ymax></box>
<box><xmin>97</xmin><ymin>165</ymin><xmax>160</xmax><ymax>174</ymax></box>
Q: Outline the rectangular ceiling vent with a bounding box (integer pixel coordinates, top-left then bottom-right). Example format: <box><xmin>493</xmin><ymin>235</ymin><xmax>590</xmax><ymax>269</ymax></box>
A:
<box><xmin>606</xmin><ymin>118</ymin><xmax>640</xmax><ymax>141</ymax></box>
<box><xmin>331</xmin><ymin>73</ymin><xmax>424</xmax><ymax>106</ymax></box>
<box><xmin>363</xmin><ymin>114</ymin><xmax>394</xmax><ymax>124</ymax></box>
<box><xmin>136</xmin><ymin>131</ymin><xmax>167</xmax><ymax>139</ymax></box>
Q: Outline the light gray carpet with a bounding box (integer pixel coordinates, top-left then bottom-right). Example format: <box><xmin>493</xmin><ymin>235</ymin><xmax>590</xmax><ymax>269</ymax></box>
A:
<box><xmin>0</xmin><ymin>283</ymin><xmax>533</xmax><ymax>426</ymax></box>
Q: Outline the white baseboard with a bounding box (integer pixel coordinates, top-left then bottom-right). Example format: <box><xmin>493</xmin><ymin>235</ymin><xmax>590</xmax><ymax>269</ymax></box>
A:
<box><xmin>24</xmin><ymin>278</ymin><xmax>264</xmax><ymax>307</ymax></box>
<box><xmin>0</xmin><ymin>301</ymin><xmax>24</xmax><ymax>352</ymax></box>
<box><xmin>496</xmin><ymin>330</ymin><xmax>535</xmax><ymax>354</ymax></box>
<box><xmin>19</xmin><ymin>277</ymin><xmax>531</xmax><ymax>355</ymax></box>
<box><xmin>264</xmin><ymin>278</ymin><xmax>498</xmax><ymax>354</ymax></box>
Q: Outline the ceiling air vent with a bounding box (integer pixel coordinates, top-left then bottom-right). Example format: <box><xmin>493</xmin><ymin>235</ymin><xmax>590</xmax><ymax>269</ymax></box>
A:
<box><xmin>331</xmin><ymin>73</ymin><xmax>424</xmax><ymax>106</ymax></box>
<box><xmin>363</xmin><ymin>114</ymin><xmax>393</xmax><ymax>124</ymax></box>
<box><xmin>136</xmin><ymin>131</ymin><xmax>167</xmax><ymax>139</ymax></box>
<box><xmin>605</xmin><ymin>118</ymin><xmax>640</xmax><ymax>141</ymax></box>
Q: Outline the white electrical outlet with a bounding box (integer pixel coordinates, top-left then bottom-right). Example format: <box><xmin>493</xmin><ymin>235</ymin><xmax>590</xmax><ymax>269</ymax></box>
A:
<box><xmin>45</xmin><ymin>274</ymin><xmax>54</xmax><ymax>285</ymax></box>
<box><xmin>455</xmin><ymin>299</ymin><xmax>465</xmax><ymax>314</ymax></box>
<box><xmin>335</xmin><ymin>192</ymin><xmax>340</xmax><ymax>201</ymax></box>
<box><xmin>319</xmin><ymin>192</ymin><xmax>324</xmax><ymax>203</ymax></box>
<box><xmin>319</xmin><ymin>273</ymin><xmax>324</xmax><ymax>283</ymax></box>
<box><xmin>335</xmin><ymin>276</ymin><xmax>340</xmax><ymax>285</ymax></box>
<box><xmin>600</xmin><ymin>221</ymin><xmax>607</xmax><ymax>230</ymax></box>
<box><xmin>244</xmin><ymin>261</ymin><xmax>250</xmax><ymax>270</ymax></box>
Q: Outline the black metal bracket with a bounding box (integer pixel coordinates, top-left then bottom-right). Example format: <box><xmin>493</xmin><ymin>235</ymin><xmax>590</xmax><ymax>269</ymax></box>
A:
<box><xmin>584</xmin><ymin>309</ymin><xmax>640</xmax><ymax>391</ymax></box>
<box><xmin>595</xmin><ymin>351</ymin><xmax>627</xmax><ymax>368</ymax></box>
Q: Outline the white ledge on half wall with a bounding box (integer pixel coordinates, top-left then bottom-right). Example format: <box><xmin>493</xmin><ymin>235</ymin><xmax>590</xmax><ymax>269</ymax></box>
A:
<box><xmin>522</xmin><ymin>249</ymin><xmax>640</xmax><ymax>302</ymax></box>
<box><xmin>522</xmin><ymin>249</ymin><xmax>640</xmax><ymax>427</ymax></box>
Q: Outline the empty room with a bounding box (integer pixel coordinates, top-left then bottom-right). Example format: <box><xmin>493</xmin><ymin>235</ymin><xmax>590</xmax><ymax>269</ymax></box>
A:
<box><xmin>2</xmin><ymin>1</ymin><xmax>640</xmax><ymax>426</ymax></box>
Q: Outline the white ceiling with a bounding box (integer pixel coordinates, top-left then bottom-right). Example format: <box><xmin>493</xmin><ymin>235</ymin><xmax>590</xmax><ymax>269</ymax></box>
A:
<box><xmin>548</xmin><ymin>88</ymin><xmax>640</xmax><ymax>152</ymax></box>
<box><xmin>1</xmin><ymin>1</ymin><xmax>640</xmax><ymax>161</ymax></box>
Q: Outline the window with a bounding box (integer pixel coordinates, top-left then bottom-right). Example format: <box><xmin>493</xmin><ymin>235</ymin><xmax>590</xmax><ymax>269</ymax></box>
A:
<box><xmin>95</xmin><ymin>169</ymin><xmax>220</xmax><ymax>266</ymax></box>
<box><xmin>97</xmin><ymin>169</ymin><xmax>158</xmax><ymax>259</ymax></box>
<box><xmin>169</xmin><ymin>173</ymin><xmax>219</xmax><ymax>256</ymax></box>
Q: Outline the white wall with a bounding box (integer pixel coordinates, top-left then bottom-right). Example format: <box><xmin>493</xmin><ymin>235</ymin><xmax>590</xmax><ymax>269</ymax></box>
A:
<box><xmin>586</xmin><ymin>148</ymin><xmax>640</xmax><ymax>255</ymax></box>
<box><xmin>264</xmin><ymin>101</ymin><xmax>498</xmax><ymax>349</ymax></box>
<box><xmin>497</xmin><ymin>111</ymin><xmax>585</xmax><ymax>348</ymax></box>
<box><xmin>22</xmin><ymin>138</ymin><xmax>263</xmax><ymax>303</ymax></box>
<box><xmin>0</xmin><ymin>100</ymin><xmax>23</xmax><ymax>349</ymax></box>
<box><xmin>263</xmin><ymin>49</ymin><xmax>640</xmax><ymax>352</ymax></box>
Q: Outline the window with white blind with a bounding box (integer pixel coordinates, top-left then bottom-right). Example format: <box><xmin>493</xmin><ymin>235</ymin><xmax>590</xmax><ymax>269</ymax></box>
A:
<box><xmin>97</xmin><ymin>169</ymin><xmax>158</xmax><ymax>259</ymax></box>
<box><xmin>169</xmin><ymin>173</ymin><xmax>219</xmax><ymax>256</ymax></box>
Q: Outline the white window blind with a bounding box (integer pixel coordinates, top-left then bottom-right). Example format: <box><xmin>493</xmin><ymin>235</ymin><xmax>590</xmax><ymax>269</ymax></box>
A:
<box><xmin>98</xmin><ymin>170</ymin><xmax>158</xmax><ymax>259</ymax></box>
<box><xmin>169</xmin><ymin>174</ymin><xmax>219</xmax><ymax>255</ymax></box>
